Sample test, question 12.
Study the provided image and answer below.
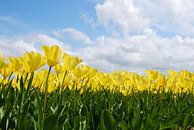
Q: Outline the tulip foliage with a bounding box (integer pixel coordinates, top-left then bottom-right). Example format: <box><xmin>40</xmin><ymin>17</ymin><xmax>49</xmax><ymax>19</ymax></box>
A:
<box><xmin>0</xmin><ymin>45</ymin><xmax>194</xmax><ymax>129</ymax></box>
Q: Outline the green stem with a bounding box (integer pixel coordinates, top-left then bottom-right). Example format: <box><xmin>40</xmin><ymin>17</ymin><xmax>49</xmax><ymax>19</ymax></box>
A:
<box><xmin>5</xmin><ymin>72</ymin><xmax>13</xmax><ymax>98</ymax></box>
<box><xmin>44</xmin><ymin>66</ymin><xmax>52</xmax><ymax>112</ymax></box>
<box><xmin>8</xmin><ymin>72</ymin><xmax>13</xmax><ymax>81</ymax></box>
<box><xmin>58</xmin><ymin>70</ymin><xmax>68</xmax><ymax>105</ymax></box>
<box><xmin>17</xmin><ymin>72</ymin><xmax>30</xmax><ymax>129</ymax></box>
<box><xmin>0</xmin><ymin>77</ymin><xmax>5</xmax><ymax>93</ymax></box>
<box><xmin>61</xmin><ymin>70</ymin><xmax>67</xmax><ymax>88</ymax></box>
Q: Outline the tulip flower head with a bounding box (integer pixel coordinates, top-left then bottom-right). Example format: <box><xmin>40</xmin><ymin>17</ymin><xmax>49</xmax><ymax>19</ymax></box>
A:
<box><xmin>63</xmin><ymin>53</ymin><xmax>82</xmax><ymax>71</ymax></box>
<box><xmin>0</xmin><ymin>52</ymin><xmax>6</xmax><ymax>71</ymax></box>
<box><xmin>42</xmin><ymin>45</ymin><xmax>63</xmax><ymax>67</ymax></box>
<box><xmin>8</xmin><ymin>56</ymin><xmax>23</xmax><ymax>73</ymax></box>
<box><xmin>22</xmin><ymin>52</ymin><xmax>45</xmax><ymax>73</ymax></box>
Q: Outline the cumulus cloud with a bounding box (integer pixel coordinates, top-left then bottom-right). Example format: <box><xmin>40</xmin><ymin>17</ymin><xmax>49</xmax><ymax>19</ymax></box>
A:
<box><xmin>76</xmin><ymin>29</ymin><xmax>194</xmax><ymax>73</ymax></box>
<box><xmin>0</xmin><ymin>34</ymin><xmax>70</xmax><ymax>57</ymax></box>
<box><xmin>135</xmin><ymin>0</ymin><xmax>194</xmax><ymax>36</ymax></box>
<box><xmin>53</xmin><ymin>28</ymin><xmax>92</xmax><ymax>44</ymax></box>
<box><xmin>0</xmin><ymin>38</ymin><xmax>37</xmax><ymax>57</ymax></box>
<box><xmin>34</xmin><ymin>34</ymin><xmax>71</xmax><ymax>51</ymax></box>
<box><xmin>95</xmin><ymin>0</ymin><xmax>194</xmax><ymax>36</ymax></box>
<box><xmin>62</xmin><ymin>0</ymin><xmax>194</xmax><ymax>73</ymax></box>
<box><xmin>1</xmin><ymin>29</ymin><xmax>194</xmax><ymax>73</ymax></box>
<box><xmin>95</xmin><ymin>0</ymin><xmax>150</xmax><ymax>35</ymax></box>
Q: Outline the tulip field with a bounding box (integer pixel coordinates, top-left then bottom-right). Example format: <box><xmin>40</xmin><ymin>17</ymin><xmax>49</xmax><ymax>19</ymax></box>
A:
<box><xmin>0</xmin><ymin>45</ymin><xmax>194</xmax><ymax>130</ymax></box>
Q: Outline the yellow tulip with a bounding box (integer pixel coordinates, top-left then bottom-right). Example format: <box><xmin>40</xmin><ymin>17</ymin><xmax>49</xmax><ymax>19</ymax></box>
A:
<box><xmin>72</xmin><ymin>65</ymin><xmax>96</xmax><ymax>80</ymax></box>
<box><xmin>34</xmin><ymin>69</ymin><xmax>56</xmax><ymax>92</ymax></box>
<box><xmin>0</xmin><ymin>52</ymin><xmax>6</xmax><ymax>72</ymax></box>
<box><xmin>56</xmin><ymin>72</ymin><xmax>74</xmax><ymax>88</ymax></box>
<box><xmin>48</xmin><ymin>81</ymin><xmax>57</xmax><ymax>93</ymax></box>
<box><xmin>8</xmin><ymin>56</ymin><xmax>23</xmax><ymax>72</ymax></box>
<box><xmin>168</xmin><ymin>70</ymin><xmax>178</xmax><ymax>77</ymax></box>
<box><xmin>54</xmin><ymin>64</ymin><xmax>64</xmax><ymax>75</ymax></box>
<box><xmin>63</xmin><ymin>53</ymin><xmax>82</xmax><ymax>71</ymax></box>
<box><xmin>145</xmin><ymin>70</ymin><xmax>160</xmax><ymax>81</ymax></box>
<box><xmin>1</xmin><ymin>65</ymin><xmax>12</xmax><ymax>78</ymax></box>
<box><xmin>73</xmin><ymin>65</ymin><xmax>84</xmax><ymax>79</ymax></box>
<box><xmin>42</xmin><ymin>45</ymin><xmax>63</xmax><ymax>67</ymax></box>
<box><xmin>34</xmin><ymin>69</ymin><xmax>48</xmax><ymax>83</ymax></box>
<box><xmin>111</xmin><ymin>72</ymin><xmax>124</xmax><ymax>86</ymax></box>
<box><xmin>135</xmin><ymin>77</ymin><xmax>148</xmax><ymax>91</ymax></box>
<box><xmin>23</xmin><ymin>52</ymin><xmax>45</xmax><ymax>73</ymax></box>
<box><xmin>12</xmin><ymin>78</ymin><xmax>21</xmax><ymax>91</ymax></box>
<box><xmin>0</xmin><ymin>76</ymin><xmax>9</xmax><ymax>86</ymax></box>
<box><xmin>82</xmin><ymin>65</ymin><xmax>97</xmax><ymax>78</ymax></box>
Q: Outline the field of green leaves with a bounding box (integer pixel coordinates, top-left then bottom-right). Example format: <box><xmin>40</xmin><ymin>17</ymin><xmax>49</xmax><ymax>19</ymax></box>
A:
<box><xmin>0</xmin><ymin>45</ymin><xmax>194</xmax><ymax>130</ymax></box>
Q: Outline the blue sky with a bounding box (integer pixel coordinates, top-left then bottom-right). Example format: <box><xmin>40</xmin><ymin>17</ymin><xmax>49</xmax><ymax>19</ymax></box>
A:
<box><xmin>0</xmin><ymin>0</ymin><xmax>102</xmax><ymax>37</ymax></box>
<box><xmin>1</xmin><ymin>0</ymin><xmax>194</xmax><ymax>72</ymax></box>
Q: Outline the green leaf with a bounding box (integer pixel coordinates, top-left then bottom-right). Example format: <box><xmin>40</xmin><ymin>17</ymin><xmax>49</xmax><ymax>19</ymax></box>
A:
<box><xmin>25</xmin><ymin>72</ymin><xmax>34</xmax><ymax>98</ymax></box>
<box><xmin>34</xmin><ymin>88</ymin><xmax>44</xmax><ymax>130</ymax></box>
<box><xmin>44</xmin><ymin>115</ymin><xmax>58</xmax><ymax>130</ymax></box>
<box><xmin>182</xmin><ymin>114</ymin><xmax>189</xmax><ymax>129</ymax></box>
<box><xmin>73</xmin><ymin>116</ymin><xmax>80</xmax><ymax>130</ymax></box>
<box><xmin>99</xmin><ymin>109</ymin><xmax>117</xmax><ymax>130</ymax></box>
<box><xmin>118</xmin><ymin>120</ymin><xmax>128</xmax><ymax>130</ymax></box>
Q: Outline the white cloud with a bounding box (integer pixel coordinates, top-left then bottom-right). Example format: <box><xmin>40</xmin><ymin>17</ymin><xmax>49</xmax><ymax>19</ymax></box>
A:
<box><xmin>34</xmin><ymin>34</ymin><xmax>71</xmax><ymax>51</ymax></box>
<box><xmin>0</xmin><ymin>34</ymin><xmax>70</xmax><ymax>57</ymax></box>
<box><xmin>95</xmin><ymin>0</ymin><xmax>150</xmax><ymax>35</ymax></box>
<box><xmin>76</xmin><ymin>29</ymin><xmax>194</xmax><ymax>73</ymax></box>
<box><xmin>95</xmin><ymin>0</ymin><xmax>194</xmax><ymax>36</ymax></box>
<box><xmin>0</xmin><ymin>38</ymin><xmax>37</xmax><ymax>57</ymax></box>
<box><xmin>69</xmin><ymin>0</ymin><xmax>194</xmax><ymax>73</ymax></box>
<box><xmin>135</xmin><ymin>0</ymin><xmax>194</xmax><ymax>36</ymax></box>
<box><xmin>80</xmin><ymin>12</ymin><xmax>96</xmax><ymax>28</ymax></box>
<box><xmin>53</xmin><ymin>28</ymin><xmax>92</xmax><ymax>44</ymax></box>
<box><xmin>1</xmin><ymin>29</ymin><xmax>194</xmax><ymax>73</ymax></box>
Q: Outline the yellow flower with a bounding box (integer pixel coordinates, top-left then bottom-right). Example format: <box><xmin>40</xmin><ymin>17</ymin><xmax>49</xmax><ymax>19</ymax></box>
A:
<box><xmin>0</xmin><ymin>52</ymin><xmax>6</xmax><ymax>71</ymax></box>
<box><xmin>73</xmin><ymin>65</ymin><xmax>97</xmax><ymax>79</ymax></box>
<box><xmin>135</xmin><ymin>76</ymin><xmax>148</xmax><ymax>91</ymax></box>
<box><xmin>63</xmin><ymin>53</ymin><xmax>82</xmax><ymax>71</ymax></box>
<box><xmin>145</xmin><ymin>70</ymin><xmax>160</xmax><ymax>81</ymax></box>
<box><xmin>168</xmin><ymin>70</ymin><xmax>178</xmax><ymax>77</ymax></box>
<box><xmin>42</xmin><ymin>45</ymin><xmax>63</xmax><ymax>67</ymax></box>
<box><xmin>8</xmin><ymin>56</ymin><xmax>23</xmax><ymax>72</ymax></box>
<box><xmin>1</xmin><ymin>65</ymin><xmax>12</xmax><ymax>78</ymax></box>
<box><xmin>73</xmin><ymin>65</ymin><xmax>84</xmax><ymax>79</ymax></box>
<box><xmin>48</xmin><ymin>81</ymin><xmax>57</xmax><ymax>93</ymax></box>
<box><xmin>23</xmin><ymin>52</ymin><xmax>45</xmax><ymax>73</ymax></box>
<box><xmin>82</xmin><ymin>65</ymin><xmax>97</xmax><ymax>78</ymax></box>
<box><xmin>35</xmin><ymin>69</ymin><xmax>48</xmax><ymax>83</ymax></box>
<box><xmin>12</xmin><ymin>78</ymin><xmax>21</xmax><ymax>91</ymax></box>
<box><xmin>111</xmin><ymin>72</ymin><xmax>124</xmax><ymax>86</ymax></box>
<box><xmin>54</xmin><ymin>64</ymin><xmax>64</xmax><ymax>75</ymax></box>
<box><xmin>60</xmin><ymin>73</ymin><xmax>74</xmax><ymax>87</ymax></box>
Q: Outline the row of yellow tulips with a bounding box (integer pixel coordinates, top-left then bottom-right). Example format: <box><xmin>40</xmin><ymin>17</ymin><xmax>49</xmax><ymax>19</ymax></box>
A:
<box><xmin>0</xmin><ymin>45</ymin><xmax>194</xmax><ymax>95</ymax></box>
